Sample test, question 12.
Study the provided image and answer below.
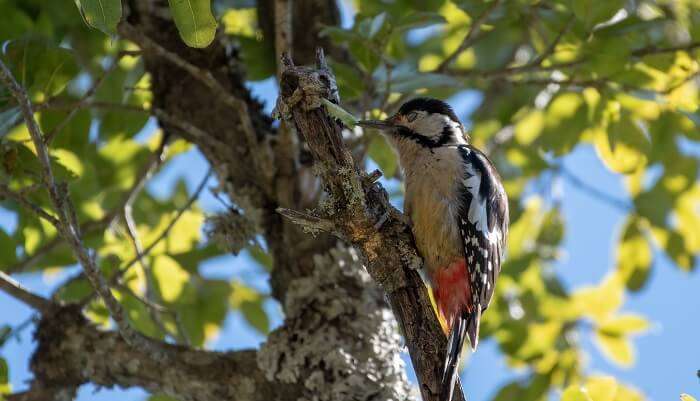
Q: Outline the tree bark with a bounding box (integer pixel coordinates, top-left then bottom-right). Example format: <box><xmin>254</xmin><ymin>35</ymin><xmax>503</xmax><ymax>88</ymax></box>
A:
<box><xmin>277</xmin><ymin>52</ymin><xmax>465</xmax><ymax>401</ymax></box>
<box><xmin>11</xmin><ymin>1</ymin><xmax>414</xmax><ymax>400</ymax></box>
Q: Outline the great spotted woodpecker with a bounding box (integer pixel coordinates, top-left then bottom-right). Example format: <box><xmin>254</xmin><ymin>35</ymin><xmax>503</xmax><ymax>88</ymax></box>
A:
<box><xmin>359</xmin><ymin>98</ymin><xmax>509</xmax><ymax>401</ymax></box>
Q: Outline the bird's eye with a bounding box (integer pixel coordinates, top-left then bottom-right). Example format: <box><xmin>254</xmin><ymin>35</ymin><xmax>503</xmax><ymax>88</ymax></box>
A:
<box><xmin>406</xmin><ymin>111</ymin><xmax>419</xmax><ymax>122</ymax></box>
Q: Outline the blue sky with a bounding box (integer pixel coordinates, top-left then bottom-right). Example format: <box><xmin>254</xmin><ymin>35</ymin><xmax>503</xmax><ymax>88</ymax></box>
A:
<box><xmin>2</xmin><ymin>2</ymin><xmax>699</xmax><ymax>400</ymax></box>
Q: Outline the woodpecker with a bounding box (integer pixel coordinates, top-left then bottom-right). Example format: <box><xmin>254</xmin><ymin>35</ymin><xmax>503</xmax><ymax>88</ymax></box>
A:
<box><xmin>358</xmin><ymin>98</ymin><xmax>509</xmax><ymax>401</ymax></box>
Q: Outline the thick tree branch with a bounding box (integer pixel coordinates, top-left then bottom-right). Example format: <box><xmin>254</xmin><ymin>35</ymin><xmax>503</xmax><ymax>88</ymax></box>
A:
<box><xmin>23</xmin><ymin>305</ymin><xmax>303</xmax><ymax>401</ymax></box>
<box><xmin>277</xmin><ymin>50</ymin><xmax>465</xmax><ymax>401</ymax></box>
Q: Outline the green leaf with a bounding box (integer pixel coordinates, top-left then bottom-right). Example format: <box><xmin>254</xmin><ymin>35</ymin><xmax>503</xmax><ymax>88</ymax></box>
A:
<box><xmin>0</xmin><ymin>357</ymin><xmax>9</xmax><ymax>394</ymax></box>
<box><xmin>539</xmin><ymin>93</ymin><xmax>587</xmax><ymax>155</ymax></box>
<box><xmin>394</xmin><ymin>12</ymin><xmax>446</xmax><ymax>31</ymax></box>
<box><xmin>3</xmin><ymin>38</ymin><xmax>79</xmax><ymax>100</ymax></box>
<box><xmin>168</xmin><ymin>0</ymin><xmax>217</xmax><ymax>48</ymax></box>
<box><xmin>321</xmin><ymin>99</ymin><xmax>359</xmax><ymax>127</ymax></box>
<box><xmin>230</xmin><ymin>280</ymin><xmax>269</xmax><ymax>334</ymax></box>
<box><xmin>0</xmin><ymin>229</ymin><xmax>17</xmax><ymax>266</ymax></box>
<box><xmin>367</xmin><ymin>133</ymin><xmax>398</xmax><ymax>178</ymax></box>
<box><xmin>570</xmin><ymin>0</ymin><xmax>625</xmax><ymax>29</ymax></box>
<box><xmin>74</xmin><ymin>0</ymin><xmax>122</xmax><ymax>35</ymax></box>
<box><xmin>594</xmin><ymin>113</ymin><xmax>649</xmax><ymax>174</ymax></box>
<box><xmin>562</xmin><ymin>385</ymin><xmax>593</xmax><ymax>401</ymax></box>
<box><xmin>241</xmin><ymin>299</ymin><xmax>269</xmax><ymax>334</ymax></box>
<box><xmin>615</xmin><ymin>217</ymin><xmax>653</xmax><ymax>291</ymax></box>
<box><xmin>178</xmin><ymin>279</ymin><xmax>231</xmax><ymax>346</ymax></box>
<box><xmin>0</xmin><ymin>107</ymin><xmax>21</xmax><ymax>138</ymax></box>
<box><xmin>536</xmin><ymin>208</ymin><xmax>565</xmax><ymax>247</ymax></box>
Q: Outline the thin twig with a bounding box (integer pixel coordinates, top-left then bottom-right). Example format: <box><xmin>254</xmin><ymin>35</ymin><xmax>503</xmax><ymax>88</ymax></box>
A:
<box><xmin>631</xmin><ymin>40</ymin><xmax>700</xmax><ymax>57</ymax></box>
<box><xmin>119</xmin><ymin>23</ymin><xmax>244</xmax><ymax>111</ymax></box>
<box><xmin>276</xmin><ymin>207</ymin><xmax>337</xmax><ymax>234</ymax></box>
<box><xmin>530</xmin><ymin>15</ymin><xmax>574</xmax><ymax>66</ymax></box>
<box><xmin>107</xmin><ymin>168</ymin><xmax>212</xmax><ymax>287</ymax></box>
<box><xmin>446</xmin><ymin>40</ymin><xmax>700</xmax><ymax>79</ymax></box>
<box><xmin>0</xmin><ymin>271</ymin><xmax>53</xmax><ymax>312</ymax></box>
<box><xmin>119</xmin><ymin>24</ymin><xmax>271</xmax><ymax>170</ymax></box>
<box><xmin>0</xmin><ymin>58</ymin><xmax>163</xmax><ymax>357</ymax></box>
<box><xmin>115</xmin><ymin>283</ymin><xmax>191</xmax><ymax>345</ymax></box>
<box><xmin>0</xmin><ymin>183</ymin><xmax>61</xmax><ymax>228</ymax></box>
<box><xmin>6</xmin><ymin>137</ymin><xmax>169</xmax><ymax>276</ymax></box>
<box><xmin>555</xmin><ymin>163</ymin><xmax>632</xmax><ymax>212</ymax></box>
<box><xmin>434</xmin><ymin>0</ymin><xmax>501</xmax><ymax>72</ymax></box>
<box><xmin>41</xmin><ymin>50</ymin><xmax>133</xmax><ymax>145</ymax></box>
<box><xmin>120</xmin><ymin>133</ymin><xmax>177</xmax><ymax>342</ymax></box>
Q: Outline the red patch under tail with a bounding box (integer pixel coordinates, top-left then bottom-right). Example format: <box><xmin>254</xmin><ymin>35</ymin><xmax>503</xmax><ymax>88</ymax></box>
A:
<box><xmin>432</xmin><ymin>259</ymin><xmax>473</xmax><ymax>331</ymax></box>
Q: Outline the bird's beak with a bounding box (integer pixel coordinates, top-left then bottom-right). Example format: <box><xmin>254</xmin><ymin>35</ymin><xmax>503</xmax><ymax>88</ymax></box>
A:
<box><xmin>358</xmin><ymin>115</ymin><xmax>398</xmax><ymax>130</ymax></box>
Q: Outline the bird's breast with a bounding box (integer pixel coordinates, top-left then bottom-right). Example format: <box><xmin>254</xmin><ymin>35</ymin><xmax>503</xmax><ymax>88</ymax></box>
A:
<box><xmin>403</xmin><ymin>149</ymin><xmax>464</xmax><ymax>276</ymax></box>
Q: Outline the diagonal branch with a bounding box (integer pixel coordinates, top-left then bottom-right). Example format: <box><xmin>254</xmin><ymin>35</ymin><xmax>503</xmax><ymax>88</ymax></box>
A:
<box><xmin>277</xmin><ymin>49</ymin><xmax>465</xmax><ymax>401</ymax></box>
<box><xmin>0</xmin><ymin>183</ymin><xmax>61</xmax><ymax>228</ymax></box>
<box><xmin>0</xmin><ymin>58</ymin><xmax>164</xmax><ymax>358</ymax></box>
<box><xmin>0</xmin><ymin>271</ymin><xmax>54</xmax><ymax>312</ymax></box>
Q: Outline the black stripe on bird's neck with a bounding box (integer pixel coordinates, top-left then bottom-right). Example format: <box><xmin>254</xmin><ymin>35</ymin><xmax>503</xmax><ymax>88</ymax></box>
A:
<box><xmin>396</xmin><ymin>126</ymin><xmax>455</xmax><ymax>149</ymax></box>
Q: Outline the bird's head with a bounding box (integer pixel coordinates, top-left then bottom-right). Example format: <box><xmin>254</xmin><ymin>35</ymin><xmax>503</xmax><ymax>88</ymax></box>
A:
<box><xmin>358</xmin><ymin>97</ymin><xmax>467</xmax><ymax>148</ymax></box>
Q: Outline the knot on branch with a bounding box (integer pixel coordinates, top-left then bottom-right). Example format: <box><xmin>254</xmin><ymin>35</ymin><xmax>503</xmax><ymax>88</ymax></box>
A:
<box><xmin>257</xmin><ymin>244</ymin><xmax>415</xmax><ymax>401</ymax></box>
<box><xmin>31</xmin><ymin>305</ymin><xmax>88</xmax><ymax>387</ymax></box>
<box><xmin>274</xmin><ymin>49</ymin><xmax>339</xmax><ymax>120</ymax></box>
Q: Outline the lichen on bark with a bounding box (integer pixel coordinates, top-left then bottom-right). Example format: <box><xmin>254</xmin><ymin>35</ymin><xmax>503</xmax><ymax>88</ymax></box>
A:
<box><xmin>258</xmin><ymin>244</ymin><xmax>416</xmax><ymax>401</ymax></box>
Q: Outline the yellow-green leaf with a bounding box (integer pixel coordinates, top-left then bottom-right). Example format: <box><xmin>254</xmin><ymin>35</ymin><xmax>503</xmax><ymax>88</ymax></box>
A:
<box><xmin>573</xmin><ymin>275</ymin><xmax>624</xmax><ymax>322</ymax></box>
<box><xmin>153</xmin><ymin>255</ymin><xmax>190</xmax><ymax>302</ymax></box>
<box><xmin>613</xmin><ymin>384</ymin><xmax>644</xmax><ymax>401</ymax></box>
<box><xmin>321</xmin><ymin>98</ymin><xmax>359</xmax><ymax>128</ymax></box>
<box><xmin>562</xmin><ymin>385</ymin><xmax>593</xmax><ymax>401</ymax></box>
<box><xmin>594</xmin><ymin>113</ymin><xmax>650</xmax><ymax>174</ymax></box>
<box><xmin>598</xmin><ymin>314</ymin><xmax>650</xmax><ymax>337</ymax></box>
<box><xmin>586</xmin><ymin>376</ymin><xmax>618</xmax><ymax>401</ymax></box>
<box><xmin>168</xmin><ymin>0</ymin><xmax>217</xmax><ymax>48</ymax></box>
<box><xmin>681</xmin><ymin>394</ymin><xmax>698</xmax><ymax>401</ymax></box>
<box><xmin>594</xmin><ymin>331</ymin><xmax>634</xmax><ymax>367</ymax></box>
<box><xmin>75</xmin><ymin>0</ymin><xmax>122</xmax><ymax>35</ymax></box>
<box><xmin>615</xmin><ymin>217</ymin><xmax>653</xmax><ymax>291</ymax></box>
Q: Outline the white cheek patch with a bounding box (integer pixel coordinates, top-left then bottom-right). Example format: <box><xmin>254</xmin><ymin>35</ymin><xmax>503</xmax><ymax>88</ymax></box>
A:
<box><xmin>409</xmin><ymin>114</ymin><xmax>454</xmax><ymax>138</ymax></box>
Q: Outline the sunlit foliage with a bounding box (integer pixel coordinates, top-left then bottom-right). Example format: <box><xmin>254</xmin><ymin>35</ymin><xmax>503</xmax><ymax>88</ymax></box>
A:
<box><xmin>0</xmin><ymin>0</ymin><xmax>698</xmax><ymax>400</ymax></box>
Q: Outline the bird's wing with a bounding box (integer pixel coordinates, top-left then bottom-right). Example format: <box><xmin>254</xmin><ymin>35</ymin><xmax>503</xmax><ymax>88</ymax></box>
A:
<box><xmin>455</xmin><ymin>145</ymin><xmax>509</xmax><ymax>314</ymax></box>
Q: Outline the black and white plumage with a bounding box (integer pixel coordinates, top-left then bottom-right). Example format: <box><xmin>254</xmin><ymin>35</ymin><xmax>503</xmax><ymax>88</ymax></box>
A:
<box><xmin>358</xmin><ymin>98</ymin><xmax>509</xmax><ymax>401</ymax></box>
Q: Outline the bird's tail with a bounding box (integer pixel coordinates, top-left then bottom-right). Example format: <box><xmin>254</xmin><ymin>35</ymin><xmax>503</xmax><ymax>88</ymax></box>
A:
<box><xmin>440</xmin><ymin>309</ymin><xmax>481</xmax><ymax>401</ymax></box>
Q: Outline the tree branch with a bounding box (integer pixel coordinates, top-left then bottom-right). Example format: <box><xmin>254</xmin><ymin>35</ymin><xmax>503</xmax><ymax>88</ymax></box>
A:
<box><xmin>0</xmin><ymin>183</ymin><xmax>61</xmax><ymax>229</ymax></box>
<box><xmin>0</xmin><ymin>58</ymin><xmax>164</xmax><ymax>359</ymax></box>
<box><xmin>446</xmin><ymin>40</ymin><xmax>700</xmax><ymax>79</ymax></box>
<box><xmin>277</xmin><ymin>49</ymin><xmax>465</xmax><ymax>401</ymax></box>
<box><xmin>0</xmin><ymin>271</ymin><xmax>54</xmax><ymax>313</ymax></box>
<box><xmin>24</xmin><ymin>305</ymin><xmax>303</xmax><ymax>401</ymax></box>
